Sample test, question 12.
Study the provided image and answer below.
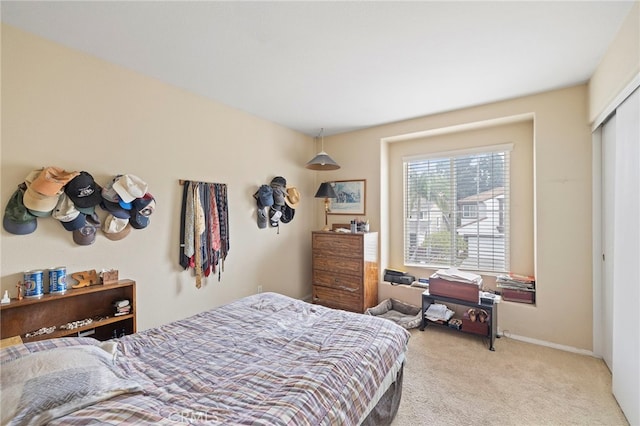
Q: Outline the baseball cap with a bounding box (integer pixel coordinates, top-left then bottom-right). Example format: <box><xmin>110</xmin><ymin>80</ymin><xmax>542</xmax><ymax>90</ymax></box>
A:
<box><xmin>270</xmin><ymin>176</ymin><xmax>287</xmax><ymax>187</ymax></box>
<box><xmin>102</xmin><ymin>175</ymin><xmax>122</xmax><ymax>203</ymax></box>
<box><xmin>102</xmin><ymin>214</ymin><xmax>131</xmax><ymax>241</ymax></box>
<box><xmin>3</xmin><ymin>216</ymin><xmax>37</xmax><ymax>235</ymax></box>
<box><xmin>280</xmin><ymin>204</ymin><xmax>295</xmax><ymax>224</ymax></box>
<box><xmin>52</xmin><ymin>193</ymin><xmax>86</xmax><ymax>231</ymax></box>
<box><xmin>75</xmin><ymin>205</ymin><xmax>95</xmax><ymax>215</ymax></box>
<box><xmin>23</xmin><ymin>189</ymin><xmax>60</xmax><ymax>216</ymax></box>
<box><xmin>270</xmin><ymin>177</ymin><xmax>287</xmax><ymax>206</ymax></box>
<box><xmin>269</xmin><ymin>206</ymin><xmax>282</xmax><ymax>227</ymax></box>
<box><xmin>22</xmin><ymin>168</ymin><xmax>60</xmax><ymax>216</ymax></box>
<box><xmin>253</xmin><ymin>185</ymin><xmax>274</xmax><ymax>208</ymax></box>
<box><xmin>129</xmin><ymin>210</ymin><xmax>149</xmax><ymax>229</ymax></box>
<box><xmin>23</xmin><ymin>172</ymin><xmax>61</xmax><ymax>215</ymax></box>
<box><xmin>72</xmin><ymin>214</ymin><xmax>100</xmax><ymax>246</ymax></box>
<box><xmin>31</xmin><ymin>167</ymin><xmax>79</xmax><ymax>196</ymax></box>
<box><xmin>257</xmin><ymin>207</ymin><xmax>267</xmax><ymax>229</ymax></box>
<box><xmin>132</xmin><ymin>193</ymin><xmax>156</xmax><ymax>217</ymax></box>
<box><xmin>3</xmin><ymin>187</ymin><xmax>37</xmax><ymax>235</ymax></box>
<box><xmin>100</xmin><ymin>199</ymin><xmax>131</xmax><ymax>219</ymax></box>
<box><xmin>113</xmin><ymin>174</ymin><xmax>148</xmax><ymax>203</ymax></box>
<box><xmin>65</xmin><ymin>171</ymin><xmax>102</xmax><ymax>208</ymax></box>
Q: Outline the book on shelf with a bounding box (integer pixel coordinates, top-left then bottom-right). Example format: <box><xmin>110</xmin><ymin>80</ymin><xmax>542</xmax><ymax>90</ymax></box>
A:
<box><xmin>113</xmin><ymin>300</ymin><xmax>131</xmax><ymax>316</ymax></box>
<box><xmin>113</xmin><ymin>299</ymin><xmax>130</xmax><ymax>308</ymax></box>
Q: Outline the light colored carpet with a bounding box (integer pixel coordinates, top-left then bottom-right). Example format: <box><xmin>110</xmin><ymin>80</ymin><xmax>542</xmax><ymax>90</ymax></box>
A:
<box><xmin>393</xmin><ymin>327</ymin><xmax>628</xmax><ymax>426</ymax></box>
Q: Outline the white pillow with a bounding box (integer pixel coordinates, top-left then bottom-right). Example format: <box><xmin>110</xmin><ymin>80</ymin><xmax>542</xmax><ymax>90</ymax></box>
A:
<box><xmin>1</xmin><ymin>345</ymin><xmax>142</xmax><ymax>426</ymax></box>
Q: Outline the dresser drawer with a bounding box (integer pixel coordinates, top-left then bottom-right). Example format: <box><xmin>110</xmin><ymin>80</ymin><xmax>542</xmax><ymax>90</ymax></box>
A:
<box><xmin>313</xmin><ymin>254</ymin><xmax>362</xmax><ymax>276</ymax></box>
<box><xmin>313</xmin><ymin>270</ymin><xmax>362</xmax><ymax>292</ymax></box>
<box><xmin>313</xmin><ymin>286</ymin><xmax>362</xmax><ymax>313</ymax></box>
<box><xmin>313</xmin><ymin>233</ymin><xmax>363</xmax><ymax>257</ymax></box>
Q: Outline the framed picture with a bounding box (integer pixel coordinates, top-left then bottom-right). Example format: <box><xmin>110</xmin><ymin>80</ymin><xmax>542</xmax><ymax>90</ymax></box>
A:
<box><xmin>328</xmin><ymin>179</ymin><xmax>366</xmax><ymax>215</ymax></box>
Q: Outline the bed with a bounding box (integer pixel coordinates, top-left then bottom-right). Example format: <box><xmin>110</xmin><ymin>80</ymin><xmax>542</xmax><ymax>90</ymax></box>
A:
<box><xmin>1</xmin><ymin>292</ymin><xmax>410</xmax><ymax>425</ymax></box>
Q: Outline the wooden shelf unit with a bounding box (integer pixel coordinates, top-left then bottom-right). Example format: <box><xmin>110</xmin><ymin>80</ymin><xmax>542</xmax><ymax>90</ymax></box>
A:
<box><xmin>0</xmin><ymin>279</ymin><xmax>136</xmax><ymax>343</ymax></box>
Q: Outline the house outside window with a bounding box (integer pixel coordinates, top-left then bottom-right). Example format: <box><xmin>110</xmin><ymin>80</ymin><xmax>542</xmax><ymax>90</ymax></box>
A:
<box><xmin>403</xmin><ymin>145</ymin><xmax>511</xmax><ymax>273</ymax></box>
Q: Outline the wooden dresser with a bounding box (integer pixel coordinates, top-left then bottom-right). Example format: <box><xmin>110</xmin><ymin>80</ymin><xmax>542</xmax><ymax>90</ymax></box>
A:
<box><xmin>312</xmin><ymin>231</ymin><xmax>379</xmax><ymax>313</ymax></box>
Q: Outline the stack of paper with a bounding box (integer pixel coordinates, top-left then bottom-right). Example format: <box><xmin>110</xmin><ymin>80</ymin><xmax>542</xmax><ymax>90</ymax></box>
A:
<box><xmin>496</xmin><ymin>273</ymin><xmax>535</xmax><ymax>292</ymax></box>
<box><xmin>431</xmin><ymin>268</ymin><xmax>483</xmax><ymax>285</ymax></box>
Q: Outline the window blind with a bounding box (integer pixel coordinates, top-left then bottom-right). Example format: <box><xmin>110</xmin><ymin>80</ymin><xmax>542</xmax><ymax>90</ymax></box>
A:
<box><xmin>403</xmin><ymin>144</ymin><xmax>511</xmax><ymax>273</ymax></box>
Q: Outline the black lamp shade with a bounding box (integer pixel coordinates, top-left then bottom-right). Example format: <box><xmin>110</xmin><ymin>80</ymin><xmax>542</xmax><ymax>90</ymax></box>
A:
<box><xmin>315</xmin><ymin>182</ymin><xmax>337</xmax><ymax>199</ymax></box>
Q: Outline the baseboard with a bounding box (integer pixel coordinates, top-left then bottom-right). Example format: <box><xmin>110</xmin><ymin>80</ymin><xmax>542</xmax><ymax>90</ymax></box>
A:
<box><xmin>501</xmin><ymin>331</ymin><xmax>596</xmax><ymax>357</ymax></box>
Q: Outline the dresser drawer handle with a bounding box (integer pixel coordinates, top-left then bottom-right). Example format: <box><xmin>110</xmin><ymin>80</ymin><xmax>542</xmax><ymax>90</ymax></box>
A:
<box><xmin>338</xmin><ymin>286</ymin><xmax>357</xmax><ymax>293</ymax></box>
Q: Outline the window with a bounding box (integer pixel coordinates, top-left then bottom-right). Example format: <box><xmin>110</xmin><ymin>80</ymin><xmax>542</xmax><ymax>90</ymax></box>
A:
<box><xmin>403</xmin><ymin>144</ymin><xmax>511</xmax><ymax>273</ymax></box>
<box><xmin>462</xmin><ymin>205</ymin><xmax>478</xmax><ymax>218</ymax></box>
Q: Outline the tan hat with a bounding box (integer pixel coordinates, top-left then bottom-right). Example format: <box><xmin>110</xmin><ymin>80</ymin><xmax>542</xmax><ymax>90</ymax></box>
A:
<box><xmin>102</xmin><ymin>214</ymin><xmax>131</xmax><ymax>241</ymax></box>
<box><xmin>23</xmin><ymin>185</ymin><xmax>61</xmax><ymax>215</ymax></box>
<box><xmin>285</xmin><ymin>187</ymin><xmax>300</xmax><ymax>208</ymax></box>
<box><xmin>24</xmin><ymin>169</ymin><xmax>43</xmax><ymax>185</ymax></box>
<box><xmin>22</xmin><ymin>169</ymin><xmax>56</xmax><ymax>215</ymax></box>
<box><xmin>31</xmin><ymin>167</ymin><xmax>79</xmax><ymax>196</ymax></box>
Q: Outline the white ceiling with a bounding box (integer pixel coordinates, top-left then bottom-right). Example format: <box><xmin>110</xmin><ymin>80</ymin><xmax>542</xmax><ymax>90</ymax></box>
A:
<box><xmin>1</xmin><ymin>1</ymin><xmax>635</xmax><ymax>136</ymax></box>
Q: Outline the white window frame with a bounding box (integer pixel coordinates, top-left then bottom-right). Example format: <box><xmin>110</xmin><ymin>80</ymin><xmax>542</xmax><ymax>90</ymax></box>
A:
<box><xmin>403</xmin><ymin>143</ymin><xmax>512</xmax><ymax>273</ymax></box>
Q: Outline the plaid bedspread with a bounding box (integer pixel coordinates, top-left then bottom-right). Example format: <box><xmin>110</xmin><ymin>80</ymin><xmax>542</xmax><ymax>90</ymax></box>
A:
<box><xmin>5</xmin><ymin>292</ymin><xmax>409</xmax><ymax>425</ymax></box>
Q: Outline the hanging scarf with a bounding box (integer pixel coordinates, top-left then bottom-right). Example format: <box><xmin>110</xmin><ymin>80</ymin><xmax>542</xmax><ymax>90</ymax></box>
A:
<box><xmin>178</xmin><ymin>180</ymin><xmax>229</xmax><ymax>287</ymax></box>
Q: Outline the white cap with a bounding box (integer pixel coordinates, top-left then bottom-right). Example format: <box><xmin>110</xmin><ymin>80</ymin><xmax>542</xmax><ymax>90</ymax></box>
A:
<box><xmin>102</xmin><ymin>214</ymin><xmax>131</xmax><ymax>241</ymax></box>
<box><xmin>112</xmin><ymin>174</ymin><xmax>148</xmax><ymax>203</ymax></box>
<box><xmin>51</xmin><ymin>193</ymin><xmax>80</xmax><ymax>222</ymax></box>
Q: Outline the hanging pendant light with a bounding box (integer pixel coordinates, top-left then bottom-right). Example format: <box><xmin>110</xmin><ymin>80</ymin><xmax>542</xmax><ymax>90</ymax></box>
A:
<box><xmin>305</xmin><ymin>128</ymin><xmax>340</xmax><ymax>170</ymax></box>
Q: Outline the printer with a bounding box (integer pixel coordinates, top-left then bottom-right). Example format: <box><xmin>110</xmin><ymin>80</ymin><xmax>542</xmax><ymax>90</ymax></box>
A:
<box><xmin>384</xmin><ymin>269</ymin><xmax>416</xmax><ymax>285</ymax></box>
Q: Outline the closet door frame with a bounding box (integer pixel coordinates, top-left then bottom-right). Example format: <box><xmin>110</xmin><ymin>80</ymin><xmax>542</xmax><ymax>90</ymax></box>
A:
<box><xmin>592</xmin><ymin>77</ymin><xmax>640</xmax><ymax>426</ymax></box>
<box><xmin>591</xmin><ymin>74</ymin><xmax>639</xmax><ymax>358</ymax></box>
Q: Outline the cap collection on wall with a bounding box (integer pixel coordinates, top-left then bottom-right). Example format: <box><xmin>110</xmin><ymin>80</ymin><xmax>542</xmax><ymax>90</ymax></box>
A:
<box><xmin>252</xmin><ymin>176</ymin><xmax>301</xmax><ymax>233</ymax></box>
<box><xmin>2</xmin><ymin>167</ymin><xmax>155</xmax><ymax>245</ymax></box>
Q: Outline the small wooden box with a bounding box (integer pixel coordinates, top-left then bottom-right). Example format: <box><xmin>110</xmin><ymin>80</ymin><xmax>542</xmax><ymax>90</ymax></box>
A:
<box><xmin>101</xmin><ymin>270</ymin><xmax>119</xmax><ymax>285</ymax></box>
<box><xmin>429</xmin><ymin>277</ymin><xmax>480</xmax><ymax>303</ymax></box>
<box><xmin>502</xmin><ymin>289</ymin><xmax>535</xmax><ymax>304</ymax></box>
<box><xmin>462</xmin><ymin>319</ymin><xmax>489</xmax><ymax>336</ymax></box>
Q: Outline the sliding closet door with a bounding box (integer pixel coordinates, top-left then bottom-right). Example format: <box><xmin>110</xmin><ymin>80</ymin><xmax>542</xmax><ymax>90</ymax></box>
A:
<box><xmin>611</xmin><ymin>88</ymin><xmax>639</xmax><ymax>426</ymax></box>
<box><xmin>600</xmin><ymin>115</ymin><xmax>616</xmax><ymax>370</ymax></box>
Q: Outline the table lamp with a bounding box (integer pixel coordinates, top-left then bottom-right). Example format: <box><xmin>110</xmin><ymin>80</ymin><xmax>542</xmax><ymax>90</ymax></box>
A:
<box><xmin>315</xmin><ymin>182</ymin><xmax>337</xmax><ymax>231</ymax></box>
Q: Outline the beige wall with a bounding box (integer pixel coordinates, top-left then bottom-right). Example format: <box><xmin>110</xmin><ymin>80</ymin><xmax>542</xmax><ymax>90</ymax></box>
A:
<box><xmin>5</xmin><ymin>13</ymin><xmax>631</xmax><ymax>351</ymax></box>
<box><xmin>1</xmin><ymin>25</ymin><xmax>318</xmax><ymax>331</ymax></box>
<box><xmin>589</xmin><ymin>1</ymin><xmax>639</xmax><ymax>123</ymax></box>
<box><xmin>320</xmin><ymin>86</ymin><xmax>593</xmax><ymax>350</ymax></box>
<box><xmin>387</xmin><ymin>119</ymin><xmax>535</xmax><ymax>278</ymax></box>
